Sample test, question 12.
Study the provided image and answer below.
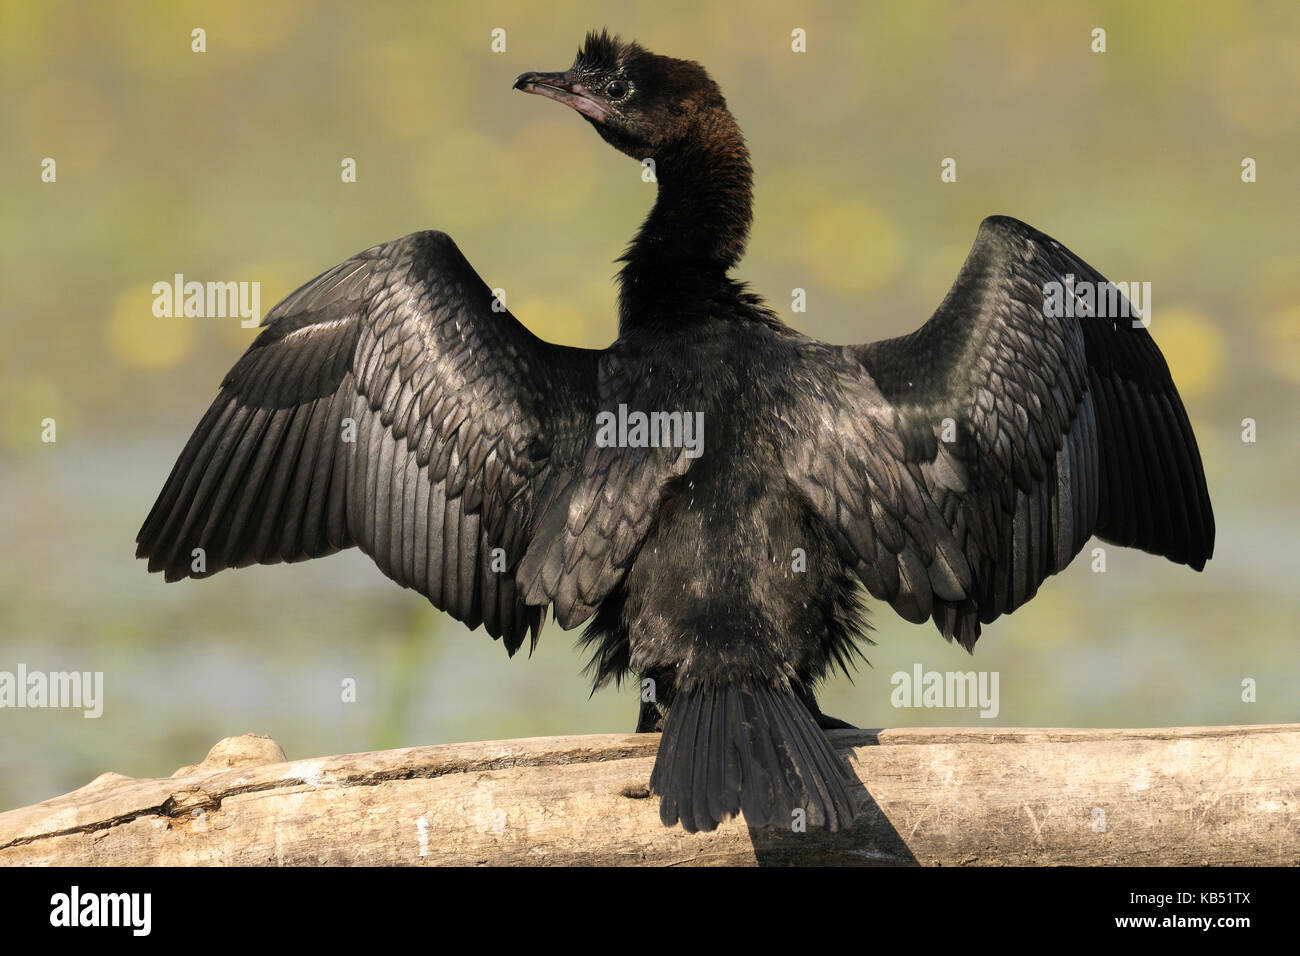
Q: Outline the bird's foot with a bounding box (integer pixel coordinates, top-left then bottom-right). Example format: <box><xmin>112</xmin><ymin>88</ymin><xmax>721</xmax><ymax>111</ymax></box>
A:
<box><xmin>635</xmin><ymin>698</ymin><xmax>665</xmax><ymax>733</ymax></box>
<box><xmin>815</xmin><ymin>712</ymin><xmax>858</xmax><ymax>730</ymax></box>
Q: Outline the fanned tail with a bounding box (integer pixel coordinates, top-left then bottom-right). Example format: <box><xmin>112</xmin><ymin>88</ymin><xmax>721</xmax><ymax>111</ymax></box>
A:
<box><xmin>649</xmin><ymin>681</ymin><xmax>857</xmax><ymax>833</ymax></box>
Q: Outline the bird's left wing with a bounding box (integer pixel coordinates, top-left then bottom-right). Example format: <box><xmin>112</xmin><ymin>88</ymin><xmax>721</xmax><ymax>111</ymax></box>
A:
<box><xmin>790</xmin><ymin>215</ymin><xmax>1213</xmax><ymax>650</ymax></box>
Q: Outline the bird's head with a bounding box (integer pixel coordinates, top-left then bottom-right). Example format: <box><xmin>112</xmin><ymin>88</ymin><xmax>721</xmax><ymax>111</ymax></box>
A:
<box><xmin>513</xmin><ymin>30</ymin><xmax>728</xmax><ymax>162</ymax></box>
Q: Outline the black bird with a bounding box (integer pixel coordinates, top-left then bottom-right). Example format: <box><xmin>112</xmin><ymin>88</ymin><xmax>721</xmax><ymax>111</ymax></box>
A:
<box><xmin>137</xmin><ymin>31</ymin><xmax>1214</xmax><ymax>834</ymax></box>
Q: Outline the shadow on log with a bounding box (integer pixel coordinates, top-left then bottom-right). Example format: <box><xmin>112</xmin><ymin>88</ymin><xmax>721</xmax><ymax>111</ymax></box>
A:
<box><xmin>1</xmin><ymin>725</ymin><xmax>1296</xmax><ymax>865</ymax></box>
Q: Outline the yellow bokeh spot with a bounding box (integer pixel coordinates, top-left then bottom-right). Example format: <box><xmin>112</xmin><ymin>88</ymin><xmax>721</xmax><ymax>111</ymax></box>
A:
<box><xmin>108</xmin><ymin>282</ymin><xmax>197</xmax><ymax>369</ymax></box>
<box><xmin>1262</xmin><ymin>304</ymin><xmax>1300</xmax><ymax>387</ymax></box>
<box><xmin>218</xmin><ymin>259</ymin><xmax>309</xmax><ymax>348</ymax></box>
<box><xmin>801</xmin><ymin>200</ymin><xmax>902</xmax><ymax>295</ymax></box>
<box><xmin>517</xmin><ymin>297</ymin><xmax>589</xmax><ymax>348</ymax></box>
<box><xmin>1149</xmin><ymin>306</ymin><xmax>1224</xmax><ymax>400</ymax></box>
<box><xmin>571</xmin><ymin>278</ymin><xmax>619</xmax><ymax>347</ymax></box>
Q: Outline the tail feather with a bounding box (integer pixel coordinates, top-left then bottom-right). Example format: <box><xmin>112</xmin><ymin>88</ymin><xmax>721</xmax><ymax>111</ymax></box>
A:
<box><xmin>650</xmin><ymin>682</ymin><xmax>857</xmax><ymax>833</ymax></box>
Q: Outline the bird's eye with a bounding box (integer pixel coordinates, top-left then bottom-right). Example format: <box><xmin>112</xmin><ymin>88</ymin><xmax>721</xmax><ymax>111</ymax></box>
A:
<box><xmin>606</xmin><ymin>80</ymin><xmax>628</xmax><ymax>100</ymax></box>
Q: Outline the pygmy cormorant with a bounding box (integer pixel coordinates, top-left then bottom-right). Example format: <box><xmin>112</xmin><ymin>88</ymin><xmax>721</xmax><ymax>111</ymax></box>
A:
<box><xmin>138</xmin><ymin>31</ymin><xmax>1215</xmax><ymax>833</ymax></box>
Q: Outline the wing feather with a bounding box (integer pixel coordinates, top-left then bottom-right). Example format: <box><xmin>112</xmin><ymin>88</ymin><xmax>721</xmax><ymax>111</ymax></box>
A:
<box><xmin>138</xmin><ymin>231</ymin><xmax>599</xmax><ymax>654</ymax></box>
<box><xmin>826</xmin><ymin>216</ymin><xmax>1216</xmax><ymax>648</ymax></box>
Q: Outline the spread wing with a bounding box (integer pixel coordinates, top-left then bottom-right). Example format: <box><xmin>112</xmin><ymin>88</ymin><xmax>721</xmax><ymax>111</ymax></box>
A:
<box><xmin>805</xmin><ymin>215</ymin><xmax>1214</xmax><ymax>650</ymax></box>
<box><xmin>137</xmin><ymin>230</ymin><xmax>600</xmax><ymax>655</ymax></box>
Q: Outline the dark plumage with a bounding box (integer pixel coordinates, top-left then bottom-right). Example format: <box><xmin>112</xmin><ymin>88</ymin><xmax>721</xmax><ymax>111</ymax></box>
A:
<box><xmin>138</xmin><ymin>31</ymin><xmax>1214</xmax><ymax>834</ymax></box>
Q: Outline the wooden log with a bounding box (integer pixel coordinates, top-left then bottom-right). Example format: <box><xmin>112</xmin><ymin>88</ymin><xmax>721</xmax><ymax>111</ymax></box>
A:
<box><xmin>1</xmin><ymin>725</ymin><xmax>1296</xmax><ymax>865</ymax></box>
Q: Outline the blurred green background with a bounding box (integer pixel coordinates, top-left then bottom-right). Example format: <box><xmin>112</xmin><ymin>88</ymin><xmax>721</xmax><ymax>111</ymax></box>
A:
<box><xmin>1</xmin><ymin>0</ymin><xmax>1297</xmax><ymax>812</ymax></box>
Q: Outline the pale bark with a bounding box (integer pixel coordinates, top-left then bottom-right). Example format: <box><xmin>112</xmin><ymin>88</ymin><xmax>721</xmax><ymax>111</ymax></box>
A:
<box><xmin>2</xmin><ymin>725</ymin><xmax>1295</xmax><ymax>866</ymax></box>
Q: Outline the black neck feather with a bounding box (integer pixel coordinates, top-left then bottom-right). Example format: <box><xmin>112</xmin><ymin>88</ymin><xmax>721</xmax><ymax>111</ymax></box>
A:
<box><xmin>617</xmin><ymin>112</ymin><xmax>753</xmax><ymax>325</ymax></box>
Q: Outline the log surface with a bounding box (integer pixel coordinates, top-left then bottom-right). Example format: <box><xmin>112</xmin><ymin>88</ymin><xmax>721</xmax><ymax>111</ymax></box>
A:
<box><xmin>2</xmin><ymin>725</ymin><xmax>1296</xmax><ymax>866</ymax></box>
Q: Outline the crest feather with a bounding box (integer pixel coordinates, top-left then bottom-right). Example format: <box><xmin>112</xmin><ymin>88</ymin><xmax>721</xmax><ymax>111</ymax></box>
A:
<box><xmin>576</xmin><ymin>29</ymin><xmax>630</xmax><ymax>73</ymax></box>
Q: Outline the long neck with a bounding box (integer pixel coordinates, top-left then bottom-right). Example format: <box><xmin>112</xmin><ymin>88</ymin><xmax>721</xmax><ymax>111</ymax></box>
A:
<box><xmin>618</xmin><ymin>113</ymin><xmax>753</xmax><ymax>326</ymax></box>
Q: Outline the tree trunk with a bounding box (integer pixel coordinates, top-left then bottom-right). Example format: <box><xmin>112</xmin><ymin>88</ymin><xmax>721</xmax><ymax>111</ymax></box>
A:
<box><xmin>2</xmin><ymin>725</ymin><xmax>1295</xmax><ymax>865</ymax></box>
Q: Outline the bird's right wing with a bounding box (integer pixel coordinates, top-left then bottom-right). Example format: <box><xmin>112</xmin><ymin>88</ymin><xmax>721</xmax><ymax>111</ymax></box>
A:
<box><xmin>137</xmin><ymin>230</ymin><xmax>600</xmax><ymax>655</ymax></box>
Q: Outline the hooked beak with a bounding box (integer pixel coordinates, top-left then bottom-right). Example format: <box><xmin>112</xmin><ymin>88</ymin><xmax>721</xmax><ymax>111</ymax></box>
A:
<box><xmin>513</xmin><ymin>71</ymin><xmax>610</xmax><ymax>123</ymax></box>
